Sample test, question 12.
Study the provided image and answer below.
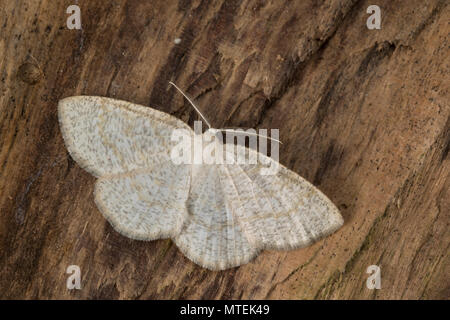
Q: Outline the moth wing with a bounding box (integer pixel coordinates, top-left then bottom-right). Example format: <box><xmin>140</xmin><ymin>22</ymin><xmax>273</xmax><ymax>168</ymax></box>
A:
<box><xmin>58</xmin><ymin>95</ymin><xmax>193</xmax><ymax>177</ymax></box>
<box><xmin>94</xmin><ymin>165</ymin><xmax>190</xmax><ymax>240</ymax></box>
<box><xmin>174</xmin><ymin>164</ymin><xmax>259</xmax><ymax>270</ymax></box>
<box><xmin>220</xmin><ymin>144</ymin><xmax>344</xmax><ymax>250</ymax></box>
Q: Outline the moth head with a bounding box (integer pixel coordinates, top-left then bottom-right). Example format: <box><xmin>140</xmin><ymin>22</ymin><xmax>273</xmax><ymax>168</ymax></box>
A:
<box><xmin>203</xmin><ymin>128</ymin><xmax>223</xmax><ymax>141</ymax></box>
<box><xmin>205</xmin><ymin>128</ymin><xmax>219</xmax><ymax>136</ymax></box>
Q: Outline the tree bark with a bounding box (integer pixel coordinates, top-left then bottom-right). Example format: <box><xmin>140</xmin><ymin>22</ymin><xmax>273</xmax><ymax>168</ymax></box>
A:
<box><xmin>0</xmin><ymin>0</ymin><xmax>448</xmax><ymax>299</ymax></box>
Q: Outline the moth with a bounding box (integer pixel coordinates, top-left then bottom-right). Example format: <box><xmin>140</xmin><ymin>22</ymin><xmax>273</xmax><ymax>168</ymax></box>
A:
<box><xmin>58</xmin><ymin>83</ymin><xmax>344</xmax><ymax>270</ymax></box>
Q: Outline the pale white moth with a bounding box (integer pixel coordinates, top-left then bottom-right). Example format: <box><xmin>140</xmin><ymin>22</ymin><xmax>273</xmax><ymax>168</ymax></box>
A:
<box><xmin>58</xmin><ymin>83</ymin><xmax>344</xmax><ymax>270</ymax></box>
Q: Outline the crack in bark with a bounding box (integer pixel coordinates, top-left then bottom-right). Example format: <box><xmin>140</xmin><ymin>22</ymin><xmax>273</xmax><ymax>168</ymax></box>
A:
<box><xmin>407</xmin><ymin>0</ymin><xmax>447</xmax><ymax>42</ymax></box>
<box><xmin>264</xmin><ymin>247</ymin><xmax>321</xmax><ymax>299</ymax></box>
<box><xmin>313</xmin><ymin>118</ymin><xmax>450</xmax><ymax>299</ymax></box>
<box><xmin>253</xmin><ymin>0</ymin><xmax>364</xmax><ymax>128</ymax></box>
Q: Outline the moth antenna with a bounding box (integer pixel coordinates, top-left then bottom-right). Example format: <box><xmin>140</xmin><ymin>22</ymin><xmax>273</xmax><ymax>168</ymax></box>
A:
<box><xmin>169</xmin><ymin>81</ymin><xmax>211</xmax><ymax>129</ymax></box>
<box><xmin>219</xmin><ymin>129</ymin><xmax>283</xmax><ymax>144</ymax></box>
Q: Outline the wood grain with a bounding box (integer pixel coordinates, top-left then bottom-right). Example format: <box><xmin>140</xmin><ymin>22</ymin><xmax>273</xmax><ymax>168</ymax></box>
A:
<box><xmin>0</xmin><ymin>0</ymin><xmax>448</xmax><ymax>299</ymax></box>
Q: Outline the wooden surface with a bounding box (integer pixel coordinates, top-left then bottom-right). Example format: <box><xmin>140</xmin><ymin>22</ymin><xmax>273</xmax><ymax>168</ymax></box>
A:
<box><xmin>0</xmin><ymin>0</ymin><xmax>448</xmax><ymax>299</ymax></box>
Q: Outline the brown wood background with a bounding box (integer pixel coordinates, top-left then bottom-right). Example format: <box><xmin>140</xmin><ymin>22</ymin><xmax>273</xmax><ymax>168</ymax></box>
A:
<box><xmin>0</xmin><ymin>0</ymin><xmax>448</xmax><ymax>299</ymax></box>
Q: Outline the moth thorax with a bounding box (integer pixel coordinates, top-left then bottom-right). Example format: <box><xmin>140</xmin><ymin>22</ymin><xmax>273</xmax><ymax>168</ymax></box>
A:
<box><xmin>192</xmin><ymin>129</ymin><xmax>224</xmax><ymax>165</ymax></box>
<box><xmin>205</xmin><ymin>128</ymin><xmax>219</xmax><ymax>135</ymax></box>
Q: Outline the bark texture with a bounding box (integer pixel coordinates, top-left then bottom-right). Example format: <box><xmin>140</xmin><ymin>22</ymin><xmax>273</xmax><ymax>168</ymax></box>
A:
<box><xmin>0</xmin><ymin>0</ymin><xmax>448</xmax><ymax>299</ymax></box>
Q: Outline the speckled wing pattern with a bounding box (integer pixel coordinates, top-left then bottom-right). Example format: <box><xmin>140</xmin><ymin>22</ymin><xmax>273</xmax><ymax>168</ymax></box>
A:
<box><xmin>58</xmin><ymin>96</ymin><xmax>190</xmax><ymax>177</ymax></box>
<box><xmin>59</xmin><ymin>96</ymin><xmax>192</xmax><ymax>241</ymax></box>
<box><xmin>174</xmin><ymin>164</ymin><xmax>258</xmax><ymax>270</ymax></box>
<box><xmin>58</xmin><ymin>96</ymin><xmax>344</xmax><ymax>271</ymax></box>
<box><xmin>95</xmin><ymin>168</ymin><xmax>190</xmax><ymax>240</ymax></box>
<box><xmin>220</xmin><ymin>145</ymin><xmax>344</xmax><ymax>251</ymax></box>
